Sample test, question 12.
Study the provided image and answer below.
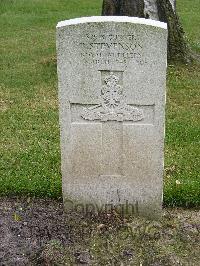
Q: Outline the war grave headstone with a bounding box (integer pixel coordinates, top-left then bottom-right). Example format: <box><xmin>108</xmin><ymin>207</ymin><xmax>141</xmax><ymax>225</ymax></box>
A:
<box><xmin>56</xmin><ymin>16</ymin><xmax>167</xmax><ymax>218</ymax></box>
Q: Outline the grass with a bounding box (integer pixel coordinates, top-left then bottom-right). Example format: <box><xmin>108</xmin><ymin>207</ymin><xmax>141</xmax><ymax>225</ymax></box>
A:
<box><xmin>0</xmin><ymin>0</ymin><xmax>199</xmax><ymax>207</ymax></box>
<box><xmin>177</xmin><ymin>0</ymin><xmax>200</xmax><ymax>53</ymax></box>
<box><xmin>164</xmin><ymin>64</ymin><xmax>200</xmax><ymax>207</ymax></box>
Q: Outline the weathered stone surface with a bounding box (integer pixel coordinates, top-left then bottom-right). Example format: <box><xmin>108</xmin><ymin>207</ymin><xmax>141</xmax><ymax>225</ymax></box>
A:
<box><xmin>56</xmin><ymin>16</ymin><xmax>167</xmax><ymax>219</ymax></box>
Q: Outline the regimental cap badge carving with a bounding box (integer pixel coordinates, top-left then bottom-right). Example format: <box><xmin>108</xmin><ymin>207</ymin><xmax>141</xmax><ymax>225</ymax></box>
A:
<box><xmin>104</xmin><ymin>71</ymin><xmax>119</xmax><ymax>84</ymax></box>
<box><xmin>81</xmin><ymin>72</ymin><xmax>144</xmax><ymax>122</ymax></box>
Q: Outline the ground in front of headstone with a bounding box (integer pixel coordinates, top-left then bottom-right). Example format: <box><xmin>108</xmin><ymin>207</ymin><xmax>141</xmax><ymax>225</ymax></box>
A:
<box><xmin>0</xmin><ymin>198</ymin><xmax>199</xmax><ymax>265</ymax></box>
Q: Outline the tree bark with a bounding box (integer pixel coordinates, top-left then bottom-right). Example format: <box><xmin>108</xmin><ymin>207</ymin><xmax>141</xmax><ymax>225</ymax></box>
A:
<box><xmin>102</xmin><ymin>0</ymin><xmax>144</xmax><ymax>17</ymax></box>
<box><xmin>169</xmin><ymin>0</ymin><xmax>176</xmax><ymax>11</ymax></box>
<box><xmin>102</xmin><ymin>0</ymin><xmax>191</xmax><ymax>63</ymax></box>
<box><xmin>157</xmin><ymin>0</ymin><xmax>189</xmax><ymax>62</ymax></box>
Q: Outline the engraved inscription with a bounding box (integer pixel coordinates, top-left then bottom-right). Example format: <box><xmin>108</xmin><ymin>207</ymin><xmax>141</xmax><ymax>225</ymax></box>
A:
<box><xmin>81</xmin><ymin>72</ymin><xmax>144</xmax><ymax>122</ymax></box>
<box><xmin>79</xmin><ymin>34</ymin><xmax>147</xmax><ymax>66</ymax></box>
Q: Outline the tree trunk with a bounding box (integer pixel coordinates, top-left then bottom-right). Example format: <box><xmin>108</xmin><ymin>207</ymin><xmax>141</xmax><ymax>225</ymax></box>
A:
<box><xmin>102</xmin><ymin>0</ymin><xmax>191</xmax><ymax>63</ymax></box>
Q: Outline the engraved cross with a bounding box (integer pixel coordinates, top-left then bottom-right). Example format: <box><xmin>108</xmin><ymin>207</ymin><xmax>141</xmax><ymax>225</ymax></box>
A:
<box><xmin>80</xmin><ymin>71</ymin><xmax>144</xmax><ymax>177</ymax></box>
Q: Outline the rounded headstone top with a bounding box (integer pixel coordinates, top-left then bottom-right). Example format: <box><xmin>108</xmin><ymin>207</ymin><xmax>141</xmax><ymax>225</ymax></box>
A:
<box><xmin>56</xmin><ymin>16</ymin><xmax>167</xmax><ymax>30</ymax></box>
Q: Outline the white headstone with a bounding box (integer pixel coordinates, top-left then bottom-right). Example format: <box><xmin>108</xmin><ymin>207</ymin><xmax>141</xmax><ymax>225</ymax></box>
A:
<box><xmin>56</xmin><ymin>16</ymin><xmax>167</xmax><ymax>219</ymax></box>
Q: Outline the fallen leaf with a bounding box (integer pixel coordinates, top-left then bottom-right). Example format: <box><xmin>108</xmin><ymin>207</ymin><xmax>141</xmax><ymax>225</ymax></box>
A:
<box><xmin>97</xmin><ymin>224</ymin><xmax>105</xmax><ymax>229</ymax></box>
<box><xmin>14</xmin><ymin>213</ymin><xmax>21</xmax><ymax>222</ymax></box>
